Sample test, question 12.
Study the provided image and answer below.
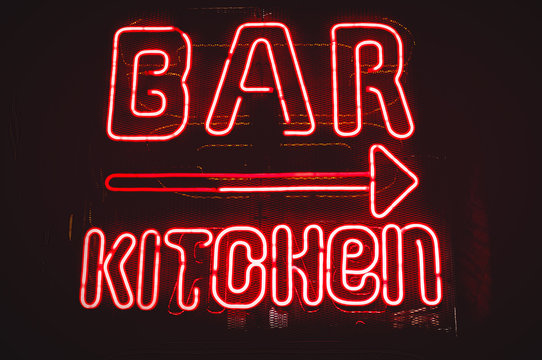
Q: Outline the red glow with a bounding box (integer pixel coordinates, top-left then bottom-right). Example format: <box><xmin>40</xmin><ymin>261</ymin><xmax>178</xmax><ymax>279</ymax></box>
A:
<box><xmin>103</xmin><ymin>233</ymin><xmax>137</xmax><ymax>309</ymax></box>
<box><xmin>164</xmin><ymin>229</ymin><xmax>213</xmax><ymax>311</ymax></box>
<box><xmin>80</xmin><ymin>228</ymin><xmax>105</xmax><ymax>309</ymax></box>
<box><xmin>130</xmin><ymin>50</ymin><xmax>169</xmax><ymax>117</ymax></box>
<box><xmin>80</xmin><ymin>223</ymin><xmax>442</xmax><ymax>310</ymax></box>
<box><xmin>271</xmin><ymin>225</ymin><xmax>294</xmax><ymax>306</ymax></box>
<box><xmin>369</xmin><ymin>144</ymin><xmax>418</xmax><ymax>218</ymax></box>
<box><xmin>106</xmin><ymin>145</ymin><xmax>417</xmax><ymax>220</ymax></box>
<box><xmin>92</xmin><ymin>21</ymin><xmax>447</xmax><ymax>317</ymax></box>
<box><xmin>326</xmin><ymin>225</ymin><xmax>381</xmax><ymax>306</ymax></box>
<box><xmin>211</xmin><ymin>226</ymin><xmax>267</xmax><ymax>309</ymax></box>
<box><xmin>331</xmin><ymin>23</ymin><xmax>414</xmax><ymax>138</ymax></box>
<box><xmin>218</xmin><ymin>186</ymin><xmax>368</xmax><ymax>192</ymax></box>
<box><xmin>353</xmin><ymin>41</ymin><xmax>383</xmax><ymax>136</ymax></box>
<box><xmin>107</xmin><ymin>27</ymin><xmax>191</xmax><ymax>141</ymax></box>
<box><xmin>136</xmin><ymin>229</ymin><xmax>161</xmax><ymax>310</ymax></box>
<box><xmin>403</xmin><ymin>223</ymin><xmax>442</xmax><ymax>306</ymax></box>
<box><xmin>105</xmin><ymin>171</ymin><xmax>369</xmax><ymax>193</ymax></box>
<box><xmin>205</xmin><ymin>22</ymin><xmax>315</xmax><ymax>136</ymax></box>
<box><xmin>240</xmin><ymin>38</ymin><xmax>281</xmax><ymax>94</ymax></box>
<box><xmin>105</xmin><ymin>182</ymin><xmax>370</xmax><ymax>193</ymax></box>
<box><xmin>381</xmin><ymin>224</ymin><xmax>442</xmax><ymax>306</ymax></box>
<box><xmin>293</xmin><ymin>224</ymin><xmax>325</xmax><ymax>306</ymax></box>
<box><xmin>270</xmin><ymin>224</ymin><xmax>326</xmax><ymax>308</ymax></box>
<box><xmin>381</xmin><ymin>224</ymin><xmax>404</xmax><ymax>305</ymax></box>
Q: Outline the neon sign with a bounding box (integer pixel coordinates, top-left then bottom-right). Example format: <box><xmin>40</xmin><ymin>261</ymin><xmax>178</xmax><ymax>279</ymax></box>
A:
<box><xmin>83</xmin><ymin>20</ymin><xmax>448</xmax><ymax>320</ymax></box>
<box><xmin>105</xmin><ymin>144</ymin><xmax>418</xmax><ymax>218</ymax></box>
<box><xmin>81</xmin><ymin>223</ymin><xmax>441</xmax><ymax>310</ymax></box>
<box><xmin>107</xmin><ymin>23</ymin><xmax>412</xmax><ymax>140</ymax></box>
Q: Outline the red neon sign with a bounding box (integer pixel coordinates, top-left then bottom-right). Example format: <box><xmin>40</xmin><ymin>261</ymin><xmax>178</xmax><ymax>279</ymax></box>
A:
<box><xmin>164</xmin><ymin>229</ymin><xmax>213</xmax><ymax>311</ymax></box>
<box><xmin>205</xmin><ymin>22</ymin><xmax>316</xmax><ymax>136</ymax></box>
<box><xmin>107</xmin><ymin>26</ymin><xmax>192</xmax><ymax>141</ymax></box>
<box><xmin>105</xmin><ymin>144</ymin><xmax>418</xmax><ymax>219</ymax></box>
<box><xmin>84</xmin><ymin>19</ymin><xmax>448</xmax><ymax>319</ymax></box>
<box><xmin>80</xmin><ymin>224</ymin><xmax>442</xmax><ymax>310</ymax></box>
<box><xmin>130</xmin><ymin>50</ymin><xmax>170</xmax><ymax>117</ymax></box>
<box><xmin>107</xmin><ymin>22</ymin><xmax>413</xmax><ymax>140</ymax></box>
<box><xmin>103</xmin><ymin>232</ymin><xmax>137</xmax><ymax>310</ymax></box>
<box><xmin>212</xmin><ymin>226</ymin><xmax>268</xmax><ymax>309</ymax></box>
<box><xmin>80</xmin><ymin>228</ymin><xmax>105</xmax><ymax>309</ymax></box>
<box><xmin>331</xmin><ymin>23</ymin><xmax>414</xmax><ymax>138</ymax></box>
<box><xmin>136</xmin><ymin>229</ymin><xmax>161</xmax><ymax>310</ymax></box>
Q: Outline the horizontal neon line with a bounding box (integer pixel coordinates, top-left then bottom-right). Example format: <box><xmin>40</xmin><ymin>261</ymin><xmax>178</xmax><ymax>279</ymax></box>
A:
<box><xmin>218</xmin><ymin>186</ymin><xmax>369</xmax><ymax>192</ymax></box>
<box><xmin>106</xmin><ymin>185</ymin><xmax>369</xmax><ymax>193</ymax></box>
<box><xmin>108</xmin><ymin>185</ymin><xmax>369</xmax><ymax>193</ymax></box>
<box><xmin>105</xmin><ymin>172</ymin><xmax>371</xmax><ymax>193</ymax></box>
<box><xmin>108</xmin><ymin>171</ymin><xmax>370</xmax><ymax>179</ymax></box>
<box><xmin>106</xmin><ymin>187</ymin><xmax>220</xmax><ymax>192</ymax></box>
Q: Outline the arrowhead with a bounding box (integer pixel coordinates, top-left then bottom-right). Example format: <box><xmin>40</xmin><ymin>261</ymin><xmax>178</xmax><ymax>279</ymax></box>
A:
<box><xmin>369</xmin><ymin>144</ymin><xmax>419</xmax><ymax>218</ymax></box>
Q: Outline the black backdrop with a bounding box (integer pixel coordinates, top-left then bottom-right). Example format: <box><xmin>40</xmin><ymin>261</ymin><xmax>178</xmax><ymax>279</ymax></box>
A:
<box><xmin>5</xmin><ymin>1</ymin><xmax>540</xmax><ymax>359</ymax></box>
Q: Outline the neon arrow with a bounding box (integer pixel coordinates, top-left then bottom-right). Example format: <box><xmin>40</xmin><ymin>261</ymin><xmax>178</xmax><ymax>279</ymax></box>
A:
<box><xmin>105</xmin><ymin>144</ymin><xmax>418</xmax><ymax>218</ymax></box>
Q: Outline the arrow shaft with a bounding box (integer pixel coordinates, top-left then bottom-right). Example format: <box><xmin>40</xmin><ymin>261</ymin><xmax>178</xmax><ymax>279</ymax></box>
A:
<box><xmin>106</xmin><ymin>171</ymin><xmax>370</xmax><ymax>192</ymax></box>
<box><xmin>219</xmin><ymin>185</ymin><xmax>369</xmax><ymax>192</ymax></box>
<box><xmin>103</xmin><ymin>144</ymin><xmax>418</xmax><ymax>218</ymax></box>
